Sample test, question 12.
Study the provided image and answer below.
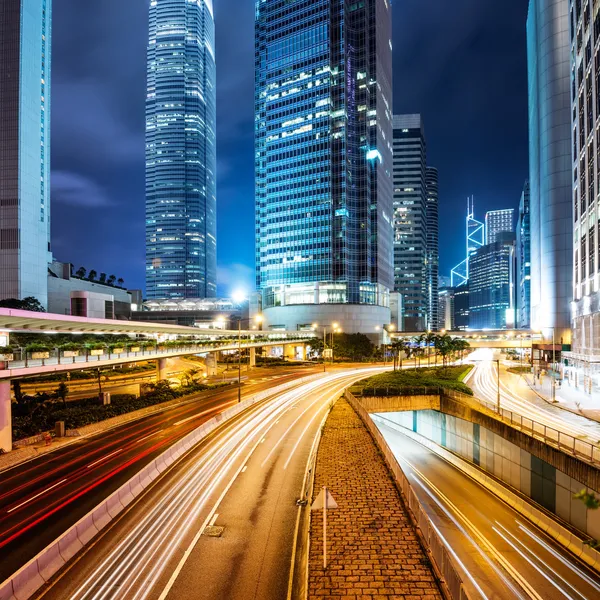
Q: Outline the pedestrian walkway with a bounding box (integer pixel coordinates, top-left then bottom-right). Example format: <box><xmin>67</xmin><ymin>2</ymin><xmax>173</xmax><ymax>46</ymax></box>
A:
<box><xmin>520</xmin><ymin>370</ymin><xmax>600</xmax><ymax>423</ymax></box>
<box><xmin>308</xmin><ymin>399</ymin><xmax>441</xmax><ymax>599</ymax></box>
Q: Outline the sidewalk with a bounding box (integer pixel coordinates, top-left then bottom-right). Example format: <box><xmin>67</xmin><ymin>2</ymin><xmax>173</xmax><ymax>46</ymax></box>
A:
<box><xmin>308</xmin><ymin>399</ymin><xmax>441</xmax><ymax>599</ymax></box>
<box><xmin>520</xmin><ymin>370</ymin><xmax>600</xmax><ymax>423</ymax></box>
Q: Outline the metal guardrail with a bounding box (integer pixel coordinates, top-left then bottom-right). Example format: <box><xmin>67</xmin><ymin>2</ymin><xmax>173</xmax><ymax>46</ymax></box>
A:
<box><xmin>351</xmin><ymin>385</ymin><xmax>443</xmax><ymax>397</ymax></box>
<box><xmin>444</xmin><ymin>389</ymin><xmax>600</xmax><ymax>468</ymax></box>
<box><xmin>345</xmin><ymin>389</ymin><xmax>472</xmax><ymax>600</ymax></box>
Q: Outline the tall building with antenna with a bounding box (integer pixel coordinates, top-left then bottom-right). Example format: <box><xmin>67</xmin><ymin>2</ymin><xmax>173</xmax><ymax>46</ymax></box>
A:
<box><xmin>451</xmin><ymin>197</ymin><xmax>484</xmax><ymax>287</ymax></box>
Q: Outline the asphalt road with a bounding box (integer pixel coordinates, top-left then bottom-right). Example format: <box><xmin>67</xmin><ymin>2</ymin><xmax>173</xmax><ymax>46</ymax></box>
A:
<box><xmin>470</xmin><ymin>359</ymin><xmax>600</xmax><ymax>444</ymax></box>
<box><xmin>0</xmin><ymin>368</ymin><xmax>317</xmax><ymax>582</ymax></box>
<box><xmin>36</xmin><ymin>367</ymin><xmax>384</xmax><ymax>600</ymax></box>
<box><xmin>376</xmin><ymin>418</ymin><xmax>600</xmax><ymax>600</ymax></box>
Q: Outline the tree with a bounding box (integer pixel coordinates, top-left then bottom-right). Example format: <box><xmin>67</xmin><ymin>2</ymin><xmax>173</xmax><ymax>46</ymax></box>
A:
<box><xmin>99</xmin><ymin>273</ymin><xmax>107</xmax><ymax>284</ymax></box>
<box><xmin>331</xmin><ymin>333</ymin><xmax>374</xmax><ymax>361</ymax></box>
<box><xmin>55</xmin><ymin>382</ymin><xmax>69</xmax><ymax>407</ymax></box>
<box><xmin>453</xmin><ymin>339</ymin><xmax>470</xmax><ymax>363</ymax></box>
<box><xmin>88</xmin><ymin>270</ymin><xmax>97</xmax><ymax>281</ymax></box>
<box><xmin>390</xmin><ymin>340</ymin><xmax>411</xmax><ymax>371</ymax></box>
<box><xmin>75</xmin><ymin>267</ymin><xmax>86</xmax><ymax>278</ymax></box>
<box><xmin>433</xmin><ymin>334</ymin><xmax>456</xmax><ymax>367</ymax></box>
<box><xmin>418</xmin><ymin>332</ymin><xmax>436</xmax><ymax>366</ymax></box>
<box><xmin>117</xmin><ymin>277</ymin><xmax>124</xmax><ymax>287</ymax></box>
<box><xmin>13</xmin><ymin>380</ymin><xmax>23</xmax><ymax>405</ymax></box>
<box><xmin>107</xmin><ymin>274</ymin><xmax>116</xmax><ymax>286</ymax></box>
<box><xmin>0</xmin><ymin>297</ymin><xmax>46</xmax><ymax>312</ymax></box>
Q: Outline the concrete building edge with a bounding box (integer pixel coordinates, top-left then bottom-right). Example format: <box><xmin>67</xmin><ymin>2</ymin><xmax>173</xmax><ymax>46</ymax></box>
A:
<box><xmin>373</xmin><ymin>416</ymin><xmax>600</xmax><ymax>573</ymax></box>
<box><xmin>0</xmin><ymin>374</ymin><xmax>324</xmax><ymax>600</ymax></box>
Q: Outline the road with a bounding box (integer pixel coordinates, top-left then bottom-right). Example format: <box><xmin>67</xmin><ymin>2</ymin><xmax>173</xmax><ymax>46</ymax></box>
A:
<box><xmin>469</xmin><ymin>358</ymin><xmax>600</xmax><ymax>445</ymax></box>
<box><xmin>36</xmin><ymin>368</ymin><xmax>384</xmax><ymax>600</ymax></box>
<box><xmin>376</xmin><ymin>417</ymin><xmax>600</xmax><ymax>600</ymax></box>
<box><xmin>0</xmin><ymin>368</ymin><xmax>319</xmax><ymax>582</ymax></box>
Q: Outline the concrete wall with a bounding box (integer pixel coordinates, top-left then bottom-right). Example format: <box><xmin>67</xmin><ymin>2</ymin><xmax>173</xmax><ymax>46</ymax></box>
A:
<box><xmin>381</xmin><ymin>409</ymin><xmax>600</xmax><ymax>540</ymax></box>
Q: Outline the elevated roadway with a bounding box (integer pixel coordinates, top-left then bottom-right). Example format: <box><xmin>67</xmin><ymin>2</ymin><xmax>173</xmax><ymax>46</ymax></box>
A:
<box><xmin>391</xmin><ymin>329</ymin><xmax>539</xmax><ymax>349</ymax></box>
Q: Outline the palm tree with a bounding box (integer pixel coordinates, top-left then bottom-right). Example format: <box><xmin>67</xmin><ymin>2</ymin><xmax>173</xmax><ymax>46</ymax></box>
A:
<box><xmin>75</xmin><ymin>267</ymin><xmax>86</xmax><ymax>279</ymax></box>
<box><xmin>107</xmin><ymin>274</ymin><xmax>116</xmax><ymax>286</ymax></box>
<box><xmin>88</xmin><ymin>269</ymin><xmax>97</xmax><ymax>281</ymax></box>
<box><xmin>418</xmin><ymin>331</ymin><xmax>436</xmax><ymax>366</ymax></box>
<box><xmin>117</xmin><ymin>277</ymin><xmax>124</xmax><ymax>287</ymax></box>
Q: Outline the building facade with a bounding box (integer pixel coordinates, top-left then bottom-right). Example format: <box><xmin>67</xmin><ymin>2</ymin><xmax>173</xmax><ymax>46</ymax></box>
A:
<box><xmin>145</xmin><ymin>0</ymin><xmax>217</xmax><ymax>300</ymax></box>
<box><xmin>517</xmin><ymin>181</ymin><xmax>531</xmax><ymax>328</ymax></box>
<box><xmin>438</xmin><ymin>286</ymin><xmax>454</xmax><ymax>331</ymax></box>
<box><xmin>469</xmin><ymin>232</ymin><xmax>517</xmax><ymax>330</ymax></box>
<box><xmin>392</xmin><ymin>114</ymin><xmax>427</xmax><ymax>331</ymax></box>
<box><xmin>255</xmin><ymin>0</ymin><xmax>394</xmax><ymax>333</ymax></box>
<box><xmin>0</xmin><ymin>0</ymin><xmax>52</xmax><ymax>307</ymax></box>
<box><xmin>425</xmin><ymin>166</ymin><xmax>439</xmax><ymax>330</ymax></box>
<box><xmin>485</xmin><ymin>209</ymin><xmax>514</xmax><ymax>244</ymax></box>
<box><xmin>527</xmin><ymin>0</ymin><xmax>572</xmax><ymax>341</ymax></box>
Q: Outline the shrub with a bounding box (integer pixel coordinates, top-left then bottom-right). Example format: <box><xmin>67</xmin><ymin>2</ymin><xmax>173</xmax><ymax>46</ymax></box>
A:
<box><xmin>26</xmin><ymin>343</ymin><xmax>50</xmax><ymax>353</ymax></box>
<box><xmin>60</xmin><ymin>342</ymin><xmax>82</xmax><ymax>351</ymax></box>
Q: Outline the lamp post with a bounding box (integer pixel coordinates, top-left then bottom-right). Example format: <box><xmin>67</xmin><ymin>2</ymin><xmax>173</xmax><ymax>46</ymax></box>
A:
<box><xmin>313</xmin><ymin>323</ymin><xmax>340</xmax><ymax>372</ymax></box>
<box><xmin>236</xmin><ymin>314</ymin><xmax>263</xmax><ymax>402</ymax></box>
<box><xmin>496</xmin><ymin>358</ymin><xmax>501</xmax><ymax>413</ymax></box>
<box><xmin>375</xmin><ymin>324</ymin><xmax>395</xmax><ymax>367</ymax></box>
<box><xmin>538</xmin><ymin>327</ymin><xmax>557</xmax><ymax>402</ymax></box>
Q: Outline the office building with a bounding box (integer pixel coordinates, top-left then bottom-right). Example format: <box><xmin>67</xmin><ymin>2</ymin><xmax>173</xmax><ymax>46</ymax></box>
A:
<box><xmin>145</xmin><ymin>0</ymin><xmax>217</xmax><ymax>300</ymax></box>
<box><xmin>0</xmin><ymin>0</ymin><xmax>52</xmax><ymax>308</ymax></box>
<box><xmin>438</xmin><ymin>286</ymin><xmax>454</xmax><ymax>331</ymax></box>
<box><xmin>469</xmin><ymin>232</ymin><xmax>517</xmax><ymax>330</ymax></box>
<box><xmin>450</xmin><ymin>197</ymin><xmax>484</xmax><ymax>287</ymax></box>
<box><xmin>392</xmin><ymin>114</ymin><xmax>427</xmax><ymax>331</ymax></box>
<box><xmin>255</xmin><ymin>0</ymin><xmax>394</xmax><ymax>333</ymax></box>
<box><xmin>485</xmin><ymin>209</ymin><xmax>514</xmax><ymax>244</ymax></box>
<box><xmin>527</xmin><ymin>0</ymin><xmax>572</xmax><ymax>341</ymax></box>
<box><xmin>454</xmin><ymin>285</ymin><xmax>470</xmax><ymax>330</ymax></box>
<box><xmin>516</xmin><ymin>181</ymin><xmax>531</xmax><ymax>328</ymax></box>
<box><xmin>425</xmin><ymin>166</ymin><xmax>439</xmax><ymax>330</ymax></box>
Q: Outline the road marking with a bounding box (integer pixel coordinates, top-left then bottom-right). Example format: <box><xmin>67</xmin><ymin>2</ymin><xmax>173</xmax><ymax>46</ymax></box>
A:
<box><xmin>241</xmin><ymin>466</ymin><xmax>247</xmax><ymax>473</ymax></box>
<box><xmin>137</xmin><ymin>432</ymin><xmax>160</xmax><ymax>443</ymax></box>
<box><xmin>7</xmin><ymin>479</ymin><xmax>68</xmax><ymax>513</ymax></box>
<box><xmin>208</xmin><ymin>513</ymin><xmax>219</xmax><ymax>527</ymax></box>
<box><xmin>86</xmin><ymin>448</ymin><xmax>123</xmax><ymax>469</ymax></box>
<box><xmin>173</xmin><ymin>404</ymin><xmax>233</xmax><ymax>427</ymax></box>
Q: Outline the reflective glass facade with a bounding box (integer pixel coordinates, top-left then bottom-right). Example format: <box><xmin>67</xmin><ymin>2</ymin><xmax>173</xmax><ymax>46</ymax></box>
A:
<box><xmin>145</xmin><ymin>0</ymin><xmax>216</xmax><ymax>299</ymax></box>
<box><xmin>517</xmin><ymin>180</ymin><xmax>531</xmax><ymax>328</ymax></box>
<box><xmin>0</xmin><ymin>0</ymin><xmax>51</xmax><ymax>307</ymax></box>
<box><xmin>485</xmin><ymin>209</ymin><xmax>514</xmax><ymax>244</ymax></box>
<box><xmin>255</xmin><ymin>0</ymin><xmax>394</xmax><ymax>312</ymax></box>
<box><xmin>425</xmin><ymin>166</ymin><xmax>439</xmax><ymax>330</ymax></box>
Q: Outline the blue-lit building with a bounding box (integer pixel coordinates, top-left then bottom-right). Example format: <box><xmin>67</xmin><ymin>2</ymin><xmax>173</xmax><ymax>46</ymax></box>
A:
<box><xmin>254</xmin><ymin>0</ymin><xmax>394</xmax><ymax>333</ymax></box>
<box><xmin>517</xmin><ymin>181</ymin><xmax>531</xmax><ymax>328</ymax></box>
<box><xmin>426</xmin><ymin>166</ymin><xmax>439</xmax><ymax>330</ymax></box>
<box><xmin>0</xmin><ymin>0</ymin><xmax>52</xmax><ymax>307</ymax></box>
<box><xmin>145</xmin><ymin>0</ymin><xmax>217</xmax><ymax>300</ymax></box>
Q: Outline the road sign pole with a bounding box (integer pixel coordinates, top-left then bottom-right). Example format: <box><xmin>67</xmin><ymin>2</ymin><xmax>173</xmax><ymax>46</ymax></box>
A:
<box><xmin>323</xmin><ymin>486</ymin><xmax>327</xmax><ymax>569</ymax></box>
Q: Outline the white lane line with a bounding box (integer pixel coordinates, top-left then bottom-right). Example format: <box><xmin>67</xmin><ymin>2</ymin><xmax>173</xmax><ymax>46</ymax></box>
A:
<box><xmin>173</xmin><ymin>404</ymin><xmax>234</xmax><ymax>427</ymax></box>
<box><xmin>7</xmin><ymin>478</ymin><xmax>68</xmax><ymax>513</ymax></box>
<box><xmin>86</xmin><ymin>448</ymin><xmax>123</xmax><ymax>469</ymax></box>
<box><xmin>208</xmin><ymin>513</ymin><xmax>219</xmax><ymax>527</ymax></box>
<box><xmin>492</xmin><ymin>525</ymin><xmax>578</xmax><ymax>600</ymax></box>
<box><xmin>283</xmin><ymin>403</ymin><xmax>329</xmax><ymax>470</ymax></box>
<box><xmin>241</xmin><ymin>466</ymin><xmax>247</xmax><ymax>473</ymax></box>
<box><xmin>137</xmin><ymin>432</ymin><xmax>160</xmax><ymax>444</ymax></box>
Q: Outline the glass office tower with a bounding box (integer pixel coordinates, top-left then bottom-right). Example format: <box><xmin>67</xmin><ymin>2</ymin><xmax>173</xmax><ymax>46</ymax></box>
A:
<box><xmin>425</xmin><ymin>166</ymin><xmax>439</xmax><ymax>330</ymax></box>
<box><xmin>145</xmin><ymin>0</ymin><xmax>216</xmax><ymax>299</ymax></box>
<box><xmin>0</xmin><ymin>0</ymin><xmax>52</xmax><ymax>307</ymax></box>
<box><xmin>255</xmin><ymin>0</ymin><xmax>394</xmax><ymax>332</ymax></box>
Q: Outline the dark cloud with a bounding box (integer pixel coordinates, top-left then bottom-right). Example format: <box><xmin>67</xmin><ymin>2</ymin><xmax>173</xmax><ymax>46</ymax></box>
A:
<box><xmin>51</xmin><ymin>0</ymin><xmax>529</xmax><ymax>295</ymax></box>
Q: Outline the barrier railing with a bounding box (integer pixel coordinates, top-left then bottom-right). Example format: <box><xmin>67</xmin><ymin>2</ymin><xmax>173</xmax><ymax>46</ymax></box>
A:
<box><xmin>345</xmin><ymin>389</ymin><xmax>472</xmax><ymax>600</ymax></box>
<box><xmin>444</xmin><ymin>389</ymin><xmax>600</xmax><ymax>467</ymax></box>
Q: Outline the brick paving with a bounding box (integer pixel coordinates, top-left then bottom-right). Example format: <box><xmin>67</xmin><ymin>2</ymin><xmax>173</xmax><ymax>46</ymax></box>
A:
<box><xmin>308</xmin><ymin>399</ymin><xmax>442</xmax><ymax>599</ymax></box>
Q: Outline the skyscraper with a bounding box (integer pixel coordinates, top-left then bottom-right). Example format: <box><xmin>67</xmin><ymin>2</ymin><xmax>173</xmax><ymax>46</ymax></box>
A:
<box><xmin>485</xmin><ymin>209</ymin><xmax>514</xmax><ymax>244</ymax></box>
<box><xmin>527</xmin><ymin>0</ymin><xmax>572</xmax><ymax>341</ymax></box>
<box><xmin>517</xmin><ymin>181</ymin><xmax>531</xmax><ymax>328</ymax></box>
<box><xmin>0</xmin><ymin>0</ymin><xmax>52</xmax><ymax>307</ymax></box>
<box><xmin>392</xmin><ymin>115</ymin><xmax>427</xmax><ymax>331</ymax></box>
<box><xmin>255</xmin><ymin>0</ymin><xmax>394</xmax><ymax>332</ymax></box>
<box><xmin>145</xmin><ymin>0</ymin><xmax>217</xmax><ymax>300</ymax></box>
<box><xmin>425</xmin><ymin>167</ymin><xmax>439</xmax><ymax>330</ymax></box>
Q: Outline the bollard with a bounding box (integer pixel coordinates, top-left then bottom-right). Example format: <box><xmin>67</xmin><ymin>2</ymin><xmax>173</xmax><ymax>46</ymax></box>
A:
<box><xmin>55</xmin><ymin>421</ymin><xmax>65</xmax><ymax>438</ymax></box>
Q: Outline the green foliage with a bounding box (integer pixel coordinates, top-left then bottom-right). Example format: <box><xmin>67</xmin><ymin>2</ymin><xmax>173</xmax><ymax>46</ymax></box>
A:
<box><xmin>86</xmin><ymin>342</ymin><xmax>106</xmax><ymax>350</ymax></box>
<box><xmin>60</xmin><ymin>342</ymin><xmax>82</xmax><ymax>351</ymax></box>
<box><xmin>0</xmin><ymin>346</ymin><xmax>14</xmax><ymax>354</ymax></box>
<box><xmin>26</xmin><ymin>343</ymin><xmax>50</xmax><ymax>353</ymax></box>
<box><xmin>331</xmin><ymin>333</ymin><xmax>375</xmax><ymax>361</ymax></box>
<box><xmin>0</xmin><ymin>296</ymin><xmax>46</xmax><ymax>312</ymax></box>
<box><xmin>355</xmin><ymin>366</ymin><xmax>474</xmax><ymax>396</ymax></box>
<box><xmin>574</xmin><ymin>489</ymin><xmax>600</xmax><ymax>510</ymax></box>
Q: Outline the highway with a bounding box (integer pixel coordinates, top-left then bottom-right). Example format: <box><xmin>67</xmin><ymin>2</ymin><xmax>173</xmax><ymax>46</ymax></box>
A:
<box><xmin>35</xmin><ymin>368</ymin><xmax>383</xmax><ymax>600</ymax></box>
<box><xmin>376</xmin><ymin>417</ymin><xmax>600</xmax><ymax>600</ymax></box>
<box><xmin>0</xmin><ymin>367</ymin><xmax>320</xmax><ymax>583</ymax></box>
<box><xmin>470</xmin><ymin>357</ymin><xmax>600</xmax><ymax>445</ymax></box>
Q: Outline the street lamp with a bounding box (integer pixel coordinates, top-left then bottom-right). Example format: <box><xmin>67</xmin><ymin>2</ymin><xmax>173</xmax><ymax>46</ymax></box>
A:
<box><xmin>537</xmin><ymin>327</ymin><xmax>557</xmax><ymax>402</ymax></box>
<box><xmin>236</xmin><ymin>314</ymin><xmax>263</xmax><ymax>403</ymax></box>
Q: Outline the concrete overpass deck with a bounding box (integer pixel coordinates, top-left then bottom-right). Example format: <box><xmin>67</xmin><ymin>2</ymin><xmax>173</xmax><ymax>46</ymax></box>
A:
<box><xmin>390</xmin><ymin>329</ymin><xmax>540</xmax><ymax>349</ymax></box>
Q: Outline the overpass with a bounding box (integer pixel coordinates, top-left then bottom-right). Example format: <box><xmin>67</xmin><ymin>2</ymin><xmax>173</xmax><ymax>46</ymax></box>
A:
<box><xmin>390</xmin><ymin>329</ymin><xmax>540</xmax><ymax>349</ymax></box>
<box><xmin>0</xmin><ymin>308</ymin><xmax>316</xmax><ymax>452</ymax></box>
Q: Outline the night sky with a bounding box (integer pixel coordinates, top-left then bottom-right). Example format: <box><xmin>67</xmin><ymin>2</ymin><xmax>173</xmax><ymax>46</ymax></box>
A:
<box><xmin>50</xmin><ymin>0</ymin><xmax>530</xmax><ymax>296</ymax></box>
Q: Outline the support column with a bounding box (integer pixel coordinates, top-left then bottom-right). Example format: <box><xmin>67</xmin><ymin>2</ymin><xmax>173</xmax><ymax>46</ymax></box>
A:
<box><xmin>156</xmin><ymin>358</ymin><xmax>168</xmax><ymax>381</ymax></box>
<box><xmin>299</xmin><ymin>345</ymin><xmax>307</xmax><ymax>361</ymax></box>
<box><xmin>205</xmin><ymin>353</ymin><xmax>217</xmax><ymax>376</ymax></box>
<box><xmin>249</xmin><ymin>347</ymin><xmax>256</xmax><ymax>368</ymax></box>
<box><xmin>284</xmin><ymin>344</ymin><xmax>297</xmax><ymax>360</ymax></box>
<box><xmin>0</xmin><ymin>380</ymin><xmax>11</xmax><ymax>453</ymax></box>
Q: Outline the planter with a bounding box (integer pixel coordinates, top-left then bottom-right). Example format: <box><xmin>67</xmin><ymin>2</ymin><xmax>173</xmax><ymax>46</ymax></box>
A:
<box><xmin>0</xmin><ymin>353</ymin><xmax>14</xmax><ymax>361</ymax></box>
<box><xmin>31</xmin><ymin>352</ymin><xmax>50</xmax><ymax>359</ymax></box>
<box><xmin>129</xmin><ymin>347</ymin><xmax>141</xmax><ymax>353</ymax></box>
<box><xmin>62</xmin><ymin>350</ymin><xmax>80</xmax><ymax>358</ymax></box>
<box><xmin>111</xmin><ymin>348</ymin><xmax>125</xmax><ymax>354</ymax></box>
<box><xmin>90</xmin><ymin>349</ymin><xmax>104</xmax><ymax>356</ymax></box>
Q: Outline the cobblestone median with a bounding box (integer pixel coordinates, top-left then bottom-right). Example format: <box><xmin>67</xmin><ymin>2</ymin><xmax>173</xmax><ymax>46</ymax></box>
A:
<box><xmin>308</xmin><ymin>399</ymin><xmax>441</xmax><ymax>599</ymax></box>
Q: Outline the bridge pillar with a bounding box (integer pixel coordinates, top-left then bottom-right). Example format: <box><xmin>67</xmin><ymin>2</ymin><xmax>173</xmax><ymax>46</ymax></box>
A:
<box><xmin>284</xmin><ymin>344</ymin><xmax>297</xmax><ymax>360</ymax></box>
<box><xmin>156</xmin><ymin>358</ymin><xmax>168</xmax><ymax>381</ymax></box>
<box><xmin>249</xmin><ymin>347</ymin><xmax>256</xmax><ymax>368</ymax></box>
<box><xmin>298</xmin><ymin>345</ymin><xmax>307</xmax><ymax>361</ymax></box>
<box><xmin>205</xmin><ymin>353</ymin><xmax>217</xmax><ymax>376</ymax></box>
<box><xmin>0</xmin><ymin>380</ymin><xmax>11</xmax><ymax>453</ymax></box>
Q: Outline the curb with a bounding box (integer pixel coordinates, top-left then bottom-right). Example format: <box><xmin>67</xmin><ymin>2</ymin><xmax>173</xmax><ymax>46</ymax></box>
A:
<box><xmin>0</xmin><ymin>373</ymin><xmax>323</xmax><ymax>600</ymax></box>
<box><xmin>373</xmin><ymin>416</ymin><xmax>600</xmax><ymax>574</ymax></box>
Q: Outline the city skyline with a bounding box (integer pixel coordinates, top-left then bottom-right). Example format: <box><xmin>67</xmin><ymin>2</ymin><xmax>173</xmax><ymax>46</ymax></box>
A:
<box><xmin>48</xmin><ymin>0</ymin><xmax>530</xmax><ymax>296</ymax></box>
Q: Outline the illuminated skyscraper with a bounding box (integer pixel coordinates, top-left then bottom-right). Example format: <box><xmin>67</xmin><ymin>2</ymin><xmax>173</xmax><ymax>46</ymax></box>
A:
<box><xmin>0</xmin><ymin>0</ymin><xmax>52</xmax><ymax>307</ymax></box>
<box><xmin>145</xmin><ymin>0</ymin><xmax>216</xmax><ymax>299</ymax></box>
<box><xmin>255</xmin><ymin>0</ymin><xmax>394</xmax><ymax>332</ymax></box>
<box><xmin>516</xmin><ymin>181</ymin><xmax>531</xmax><ymax>328</ymax></box>
<box><xmin>485</xmin><ymin>209</ymin><xmax>514</xmax><ymax>244</ymax></box>
<box><xmin>426</xmin><ymin>166</ymin><xmax>439</xmax><ymax>330</ymax></box>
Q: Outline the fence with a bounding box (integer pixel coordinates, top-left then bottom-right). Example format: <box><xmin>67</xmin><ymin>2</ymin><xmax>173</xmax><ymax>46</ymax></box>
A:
<box><xmin>444</xmin><ymin>389</ymin><xmax>600</xmax><ymax>467</ymax></box>
<box><xmin>345</xmin><ymin>389</ymin><xmax>472</xmax><ymax>600</ymax></box>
